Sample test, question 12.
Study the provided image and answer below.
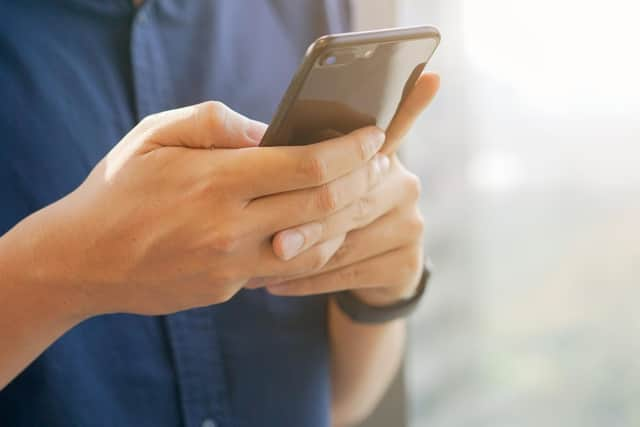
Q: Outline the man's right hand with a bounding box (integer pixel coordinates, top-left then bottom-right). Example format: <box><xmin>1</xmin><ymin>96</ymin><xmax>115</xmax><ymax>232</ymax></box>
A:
<box><xmin>7</xmin><ymin>101</ymin><xmax>388</xmax><ymax>318</ymax></box>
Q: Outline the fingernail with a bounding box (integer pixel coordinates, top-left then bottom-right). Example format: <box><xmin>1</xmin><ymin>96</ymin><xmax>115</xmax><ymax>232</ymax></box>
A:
<box><xmin>378</xmin><ymin>154</ymin><xmax>390</xmax><ymax>173</ymax></box>
<box><xmin>245</xmin><ymin>119</ymin><xmax>268</xmax><ymax>144</ymax></box>
<box><xmin>278</xmin><ymin>229</ymin><xmax>305</xmax><ymax>260</ymax></box>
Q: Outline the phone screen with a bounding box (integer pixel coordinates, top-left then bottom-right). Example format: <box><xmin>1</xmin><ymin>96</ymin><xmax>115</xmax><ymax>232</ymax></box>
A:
<box><xmin>261</xmin><ymin>34</ymin><xmax>439</xmax><ymax>146</ymax></box>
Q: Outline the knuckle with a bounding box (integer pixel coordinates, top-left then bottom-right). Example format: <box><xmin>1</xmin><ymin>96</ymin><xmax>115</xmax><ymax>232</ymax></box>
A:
<box><xmin>139</xmin><ymin>113</ymin><xmax>157</xmax><ymax>128</ymax></box>
<box><xmin>313</xmin><ymin>220</ymin><xmax>328</xmax><ymax>243</ymax></box>
<box><xmin>367</xmin><ymin>158</ymin><xmax>382</xmax><ymax>187</ymax></box>
<box><xmin>300</xmin><ymin>154</ymin><xmax>329</xmax><ymax>184</ymax></box>
<box><xmin>355</xmin><ymin>129</ymin><xmax>381</xmax><ymax>161</ymax></box>
<box><xmin>409</xmin><ymin>210</ymin><xmax>426</xmax><ymax>235</ymax></box>
<box><xmin>356</xmin><ymin>131</ymin><xmax>375</xmax><ymax>162</ymax></box>
<box><xmin>353</xmin><ymin>196</ymin><xmax>373</xmax><ymax>222</ymax></box>
<box><xmin>316</xmin><ymin>183</ymin><xmax>339</xmax><ymax>213</ymax></box>
<box><xmin>198</xmin><ymin>100</ymin><xmax>228</xmax><ymax>131</ymax></box>
<box><xmin>405</xmin><ymin>173</ymin><xmax>422</xmax><ymax>201</ymax></box>
<box><xmin>209</xmin><ymin>229</ymin><xmax>241</xmax><ymax>253</ymax></box>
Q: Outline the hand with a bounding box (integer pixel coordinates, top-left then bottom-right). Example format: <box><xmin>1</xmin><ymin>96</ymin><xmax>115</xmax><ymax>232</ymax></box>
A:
<box><xmin>260</xmin><ymin>73</ymin><xmax>440</xmax><ymax>305</ymax></box>
<box><xmin>263</xmin><ymin>155</ymin><xmax>425</xmax><ymax>305</ymax></box>
<box><xmin>26</xmin><ymin>101</ymin><xmax>390</xmax><ymax>318</ymax></box>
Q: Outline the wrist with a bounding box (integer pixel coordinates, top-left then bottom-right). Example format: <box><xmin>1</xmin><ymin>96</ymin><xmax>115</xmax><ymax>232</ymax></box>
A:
<box><xmin>333</xmin><ymin>265</ymin><xmax>430</xmax><ymax>325</ymax></box>
<box><xmin>351</xmin><ymin>275</ymin><xmax>421</xmax><ymax>307</ymax></box>
<box><xmin>0</xmin><ymin>199</ymin><xmax>99</xmax><ymax>324</ymax></box>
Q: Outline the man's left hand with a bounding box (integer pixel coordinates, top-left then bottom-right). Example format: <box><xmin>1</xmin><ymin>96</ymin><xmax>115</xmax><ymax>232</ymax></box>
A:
<box><xmin>264</xmin><ymin>154</ymin><xmax>425</xmax><ymax>306</ymax></box>
<box><xmin>248</xmin><ymin>73</ymin><xmax>439</xmax><ymax>305</ymax></box>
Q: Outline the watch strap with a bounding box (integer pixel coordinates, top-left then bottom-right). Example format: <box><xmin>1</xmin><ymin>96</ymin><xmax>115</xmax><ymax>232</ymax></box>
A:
<box><xmin>333</xmin><ymin>263</ymin><xmax>431</xmax><ymax>324</ymax></box>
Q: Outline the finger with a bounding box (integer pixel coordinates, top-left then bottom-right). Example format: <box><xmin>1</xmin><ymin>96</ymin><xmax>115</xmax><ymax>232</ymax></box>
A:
<box><xmin>382</xmin><ymin>73</ymin><xmax>440</xmax><ymax>154</ymax></box>
<box><xmin>271</xmin><ymin>157</ymin><xmax>417</xmax><ymax>260</ymax></box>
<box><xmin>255</xmin><ymin>205</ymin><xmax>424</xmax><ymax>286</ymax></box>
<box><xmin>266</xmin><ymin>245</ymin><xmax>421</xmax><ymax>296</ymax></box>
<box><xmin>250</xmin><ymin>234</ymin><xmax>346</xmax><ymax>279</ymax></box>
<box><xmin>229</xmin><ymin>126</ymin><xmax>386</xmax><ymax>199</ymax></box>
<box><xmin>264</xmin><ymin>205</ymin><xmax>424</xmax><ymax>286</ymax></box>
<box><xmin>250</xmin><ymin>153</ymin><xmax>390</xmax><ymax>245</ymax></box>
<box><xmin>138</xmin><ymin>101</ymin><xmax>267</xmax><ymax>151</ymax></box>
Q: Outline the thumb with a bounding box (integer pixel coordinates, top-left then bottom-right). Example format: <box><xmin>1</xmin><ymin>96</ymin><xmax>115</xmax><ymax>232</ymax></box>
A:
<box><xmin>140</xmin><ymin>101</ymin><xmax>267</xmax><ymax>151</ymax></box>
<box><xmin>383</xmin><ymin>73</ymin><xmax>440</xmax><ymax>155</ymax></box>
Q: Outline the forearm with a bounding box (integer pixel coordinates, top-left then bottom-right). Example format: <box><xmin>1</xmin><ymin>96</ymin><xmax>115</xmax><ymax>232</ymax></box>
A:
<box><xmin>328</xmin><ymin>297</ymin><xmax>407</xmax><ymax>427</ymax></box>
<box><xmin>0</xmin><ymin>203</ymin><xmax>87</xmax><ymax>389</ymax></box>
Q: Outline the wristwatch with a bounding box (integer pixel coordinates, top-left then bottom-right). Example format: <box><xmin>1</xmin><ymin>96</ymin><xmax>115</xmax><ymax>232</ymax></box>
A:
<box><xmin>333</xmin><ymin>262</ymin><xmax>431</xmax><ymax>324</ymax></box>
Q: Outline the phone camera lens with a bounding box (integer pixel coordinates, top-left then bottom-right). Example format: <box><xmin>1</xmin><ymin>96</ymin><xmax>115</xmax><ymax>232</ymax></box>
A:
<box><xmin>321</xmin><ymin>55</ymin><xmax>337</xmax><ymax>66</ymax></box>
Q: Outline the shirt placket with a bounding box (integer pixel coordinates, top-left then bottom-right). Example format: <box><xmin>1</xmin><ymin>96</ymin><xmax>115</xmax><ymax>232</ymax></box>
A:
<box><xmin>163</xmin><ymin>309</ymin><xmax>234</xmax><ymax>427</ymax></box>
<box><xmin>129</xmin><ymin>3</ymin><xmax>233</xmax><ymax>427</ymax></box>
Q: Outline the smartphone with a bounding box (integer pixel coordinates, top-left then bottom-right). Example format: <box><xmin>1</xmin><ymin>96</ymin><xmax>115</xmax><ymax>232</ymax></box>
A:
<box><xmin>260</xmin><ymin>25</ymin><xmax>440</xmax><ymax>147</ymax></box>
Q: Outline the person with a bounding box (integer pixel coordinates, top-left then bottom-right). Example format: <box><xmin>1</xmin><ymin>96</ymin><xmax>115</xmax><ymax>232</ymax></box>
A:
<box><xmin>0</xmin><ymin>1</ymin><xmax>439</xmax><ymax>426</ymax></box>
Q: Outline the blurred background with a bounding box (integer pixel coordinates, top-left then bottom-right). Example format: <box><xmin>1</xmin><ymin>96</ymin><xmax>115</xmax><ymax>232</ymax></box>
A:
<box><xmin>353</xmin><ymin>0</ymin><xmax>640</xmax><ymax>426</ymax></box>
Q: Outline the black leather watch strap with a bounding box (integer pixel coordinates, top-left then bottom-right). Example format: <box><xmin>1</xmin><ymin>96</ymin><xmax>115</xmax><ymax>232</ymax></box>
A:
<box><xmin>333</xmin><ymin>263</ymin><xmax>431</xmax><ymax>324</ymax></box>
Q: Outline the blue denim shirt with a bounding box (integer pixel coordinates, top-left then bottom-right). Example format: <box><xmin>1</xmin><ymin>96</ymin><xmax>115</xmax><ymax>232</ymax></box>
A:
<box><xmin>0</xmin><ymin>1</ymin><xmax>350</xmax><ymax>426</ymax></box>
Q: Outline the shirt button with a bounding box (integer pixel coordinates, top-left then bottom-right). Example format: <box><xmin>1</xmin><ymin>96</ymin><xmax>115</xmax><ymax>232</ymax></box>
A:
<box><xmin>137</xmin><ymin>10</ymin><xmax>149</xmax><ymax>23</ymax></box>
<box><xmin>202</xmin><ymin>419</ymin><xmax>217</xmax><ymax>427</ymax></box>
